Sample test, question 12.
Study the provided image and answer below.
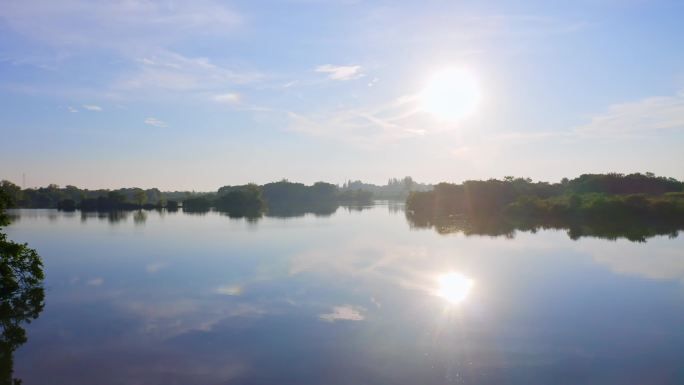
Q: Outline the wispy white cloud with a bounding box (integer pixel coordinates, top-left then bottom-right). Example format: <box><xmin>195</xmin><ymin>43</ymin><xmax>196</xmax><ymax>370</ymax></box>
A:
<box><xmin>0</xmin><ymin>2</ymin><xmax>258</xmax><ymax>101</ymax></box>
<box><xmin>82</xmin><ymin>104</ymin><xmax>102</xmax><ymax>111</ymax></box>
<box><xmin>145</xmin><ymin>262</ymin><xmax>167</xmax><ymax>273</ymax></box>
<box><xmin>319</xmin><ymin>305</ymin><xmax>365</xmax><ymax>322</ymax></box>
<box><xmin>315</xmin><ymin>64</ymin><xmax>363</xmax><ymax>81</ymax></box>
<box><xmin>213</xmin><ymin>92</ymin><xmax>241</xmax><ymax>104</ymax></box>
<box><xmin>144</xmin><ymin>117</ymin><xmax>167</xmax><ymax>127</ymax></box>
<box><xmin>137</xmin><ymin>57</ymin><xmax>156</xmax><ymax>66</ymax></box>
<box><xmin>215</xmin><ymin>285</ymin><xmax>243</xmax><ymax>296</ymax></box>
<box><xmin>576</xmin><ymin>91</ymin><xmax>684</xmax><ymax>135</ymax></box>
<box><xmin>358</xmin><ymin>8</ymin><xmax>587</xmax><ymax>50</ymax></box>
<box><xmin>87</xmin><ymin>277</ymin><xmax>104</xmax><ymax>286</ymax></box>
<box><xmin>67</xmin><ymin>106</ymin><xmax>78</xmax><ymax>113</ymax></box>
<box><xmin>285</xmin><ymin>93</ymin><xmax>429</xmax><ymax>147</ymax></box>
<box><xmin>114</xmin><ymin>51</ymin><xmax>262</xmax><ymax>95</ymax></box>
<box><xmin>0</xmin><ymin>0</ymin><xmax>242</xmax><ymax>53</ymax></box>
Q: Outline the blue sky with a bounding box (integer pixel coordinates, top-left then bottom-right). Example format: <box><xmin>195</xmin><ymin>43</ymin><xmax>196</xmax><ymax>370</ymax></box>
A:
<box><xmin>1</xmin><ymin>0</ymin><xmax>683</xmax><ymax>190</ymax></box>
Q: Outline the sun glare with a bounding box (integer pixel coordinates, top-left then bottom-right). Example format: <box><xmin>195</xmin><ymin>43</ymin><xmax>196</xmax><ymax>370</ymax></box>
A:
<box><xmin>420</xmin><ymin>68</ymin><xmax>481</xmax><ymax>121</ymax></box>
<box><xmin>436</xmin><ymin>272</ymin><xmax>474</xmax><ymax>304</ymax></box>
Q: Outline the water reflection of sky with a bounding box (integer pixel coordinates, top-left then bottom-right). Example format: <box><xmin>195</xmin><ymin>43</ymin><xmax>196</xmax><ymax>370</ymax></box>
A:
<box><xmin>6</xmin><ymin>207</ymin><xmax>684</xmax><ymax>384</ymax></box>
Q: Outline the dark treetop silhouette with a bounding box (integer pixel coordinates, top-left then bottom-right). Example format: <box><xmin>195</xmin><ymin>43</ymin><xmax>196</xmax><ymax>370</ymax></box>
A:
<box><xmin>0</xmin><ymin>190</ymin><xmax>45</xmax><ymax>385</ymax></box>
<box><xmin>0</xmin><ymin>178</ymin><xmax>382</xmax><ymax>217</ymax></box>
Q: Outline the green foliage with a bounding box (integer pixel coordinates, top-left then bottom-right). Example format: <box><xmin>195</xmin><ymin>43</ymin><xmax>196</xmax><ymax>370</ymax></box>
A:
<box><xmin>505</xmin><ymin>193</ymin><xmax>684</xmax><ymax>221</ymax></box>
<box><xmin>107</xmin><ymin>191</ymin><xmax>126</xmax><ymax>204</ymax></box>
<box><xmin>214</xmin><ymin>184</ymin><xmax>264</xmax><ymax>218</ymax></box>
<box><xmin>406</xmin><ymin>173</ymin><xmax>684</xmax><ymax>242</ymax></box>
<box><xmin>0</xmin><ymin>183</ymin><xmax>21</xmax><ymax>208</ymax></box>
<box><xmin>56</xmin><ymin>199</ymin><xmax>76</xmax><ymax>211</ymax></box>
<box><xmin>261</xmin><ymin>181</ymin><xmax>338</xmax><ymax>217</ymax></box>
<box><xmin>2</xmin><ymin>177</ymin><xmax>377</xmax><ymax>217</ymax></box>
<box><xmin>0</xmin><ymin>189</ymin><xmax>45</xmax><ymax>385</ymax></box>
<box><xmin>182</xmin><ymin>196</ymin><xmax>213</xmax><ymax>212</ymax></box>
<box><xmin>134</xmin><ymin>189</ymin><xmax>147</xmax><ymax>207</ymax></box>
<box><xmin>566</xmin><ymin>173</ymin><xmax>683</xmax><ymax>195</ymax></box>
<box><xmin>0</xmin><ymin>191</ymin><xmax>11</xmax><ymax>226</ymax></box>
<box><xmin>0</xmin><ymin>180</ymin><xmax>174</xmax><ymax>210</ymax></box>
<box><xmin>216</xmin><ymin>181</ymin><xmax>373</xmax><ymax>217</ymax></box>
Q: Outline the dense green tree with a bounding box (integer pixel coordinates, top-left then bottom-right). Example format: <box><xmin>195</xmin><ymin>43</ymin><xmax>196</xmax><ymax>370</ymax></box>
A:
<box><xmin>214</xmin><ymin>184</ymin><xmax>264</xmax><ymax>218</ymax></box>
<box><xmin>56</xmin><ymin>199</ymin><xmax>76</xmax><ymax>211</ymax></box>
<box><xmin>182</xmin><ymin>196</ymin><xmax>212</xmax><ymax>212</ymax></box>
<box><xmin>0</xmin><ymin>190</ymin><xmax>45</xmax><ymax>385</ymax></box>
<box><xmin>107</xmin><ymin>191</ymin><xmax>126</xmax><ymax>204</ymax></box>
<box><xmin>0</xmin><ymin>183</ymin><xmax>21</xmax><ymax>207</ymax></box>
<box><xmin>134</xmin><ymin>190</ymin><xmax>147</xmax><ymax>207</ymax></box>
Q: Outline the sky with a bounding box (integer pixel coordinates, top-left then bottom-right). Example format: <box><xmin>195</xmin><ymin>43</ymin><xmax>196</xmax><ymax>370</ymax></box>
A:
<box><xmin>1</xmin><ymin>0</ymin><xmax>683</xmax><ymax>190</ymax></box>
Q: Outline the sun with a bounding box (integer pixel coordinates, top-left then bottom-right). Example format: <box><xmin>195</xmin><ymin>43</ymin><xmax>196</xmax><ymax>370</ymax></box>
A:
<box><xmin>436</xmin><ymin>272</ymin><xmax>474</xmax><ymax>304</ymax></box>
<box><xmin>420</xmin><ymin>68</ymin><xmax>481</xmax><ymax>121</ymax></box>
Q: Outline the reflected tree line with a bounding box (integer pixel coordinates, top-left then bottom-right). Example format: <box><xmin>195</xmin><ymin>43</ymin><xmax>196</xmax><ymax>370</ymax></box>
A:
<box><xmin>0</xmin><ymin>179</ymin><xmax>379</xmax><ymax>220</ymax></box>
<box><xmin>59</xmin><ymin>186</ymin><xmax>374</xmax><ymax>225</ymax></box>
<box><xmin>406</xmin><ymin>173</ymin><xmax>684</xmax><ymax>242</ymax></box>
<box><xmin>0</xmin><ymin>177</ymin><xmax>439</xmax><ymax>222</ymax></box>
<box><xmin>0</xmin><ymin>190</ymin><xmax>44</xmax><ymax>384</ymax></box>
<box><xmin>182</xmin><ymin>180</ymin><xmax>373</xmax><ymax>219</ymax></box>
<box><xmin>40</xmin><ymin>202</ymin><xmax>374</xmax><ymax>225</ymax></box>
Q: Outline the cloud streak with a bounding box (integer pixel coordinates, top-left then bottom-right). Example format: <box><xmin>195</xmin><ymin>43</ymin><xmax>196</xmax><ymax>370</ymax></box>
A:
<box><xmin>144</xmin><ymin>117</ymin><xmax>167</xmax><ymax>127</ymax></box>
<box><xmin>315</xmin><ymin>64</ymin><xmax>363</xmax><ymax>81</ymax></box>
<box><xmin>215</xmin><ymin>285</ymin><xmax>243</xmax><ymax>296</ymax></box>
<box><xmin>285</xmin><ymin>93</ymin><xmax>431</xmax><ymax>147</ymax></box>
<box><xmin>0</xmin><ymin>0</ymin><xmax>242</xmax><ymax>53</ymax></box>
<box><xmin>115</xmin><ymin>51</ymin><xmax>262</xmax><ymax>94</ymax></box>
<box><xmin>0</xmin><ymin>1</ymin><xmax>259</xmax><ymax>101</ymax></box>
<box><xmin>576</xmin><ymin>91</ymin><xmax>684</xmax><ymax>135</ymax></box>
<box><xmin>319</xmin><ymin>305</ymin><xmax>365</xmax><ymax>322</ymax></box>
<box><xmin>82</xmin><ymin>104</ymin><xmax>102</xmax><ymax>111</ymax></box>
<box><xmin>213</xmin><ymin>92</ymin><xmax>241</xmax><ymax>104</ymax></box>
<box><xmin>87</xmin><ymin>277</ymin><xmax>104</xmax><ymax>286</ymax></box>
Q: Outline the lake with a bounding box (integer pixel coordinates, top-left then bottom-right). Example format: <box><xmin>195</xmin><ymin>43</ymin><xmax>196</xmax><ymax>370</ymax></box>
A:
<box><xmin>5</xmin><ymin>205</ymin><xmax>684</xmax><ymax>384</ymax></box>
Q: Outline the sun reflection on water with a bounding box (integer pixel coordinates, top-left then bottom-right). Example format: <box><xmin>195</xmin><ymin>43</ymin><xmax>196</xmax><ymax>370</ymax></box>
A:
<box><xmin>436</xmin><ymin>272</ymin><xmax>474</xmax><ymax>304</ymax></box>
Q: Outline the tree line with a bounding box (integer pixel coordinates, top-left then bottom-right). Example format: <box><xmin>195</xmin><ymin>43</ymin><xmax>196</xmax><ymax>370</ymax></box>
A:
<box><xmin>0</xmin><ymin>179</ymin><xmax>377</xmax><ymax>218</ymax></box>
<box><xmin>406</xmin><ymin>173</ymin><xmax>684</xmax><ymax>242</ymax></box>
<box><xmin>0</xmin><ymin>176</ymin><xmax>426</xmax><ymax>214</ymax></box>
<box><xmin>0</xmin><ymin>181</ymin><xmax>193</xmax><ymax>211</ymax></box>
<box><xmin>183</xmin><ymin>180</ymin><xmax>373</xmax><ymax>217</ymax></box>
<box><xmin>342</xmin><ymin>176</ymin><xmax>432</xmax><ymax>200</ymax></box>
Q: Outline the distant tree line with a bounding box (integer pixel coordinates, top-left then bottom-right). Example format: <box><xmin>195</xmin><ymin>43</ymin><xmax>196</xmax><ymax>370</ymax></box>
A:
<box><xmin>342</xmin><ymin>176</ymin><xmax>432</xmax><ymax>200</ymax></box>
<box><xmin>0</xmin><ymin>180</ymin><xmax>193</xmax><ymax>211</ymax></box>
<box><xmin>0</xmin><ymin>175</ymin><xmax>430</xmax><ymax>216</ymax></box>
<box><xmin>406</xmin><ymin>173</ymin><xmax>684</xmax><ymax>241</ymax></box>
<box><xmin>184</xmin><ymin>180</ymin><xmax>373</xmax><ymax>218</ymax></box>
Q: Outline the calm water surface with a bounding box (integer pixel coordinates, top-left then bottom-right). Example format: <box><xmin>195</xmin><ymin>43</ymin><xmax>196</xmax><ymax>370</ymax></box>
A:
<box><xmin>6</xmin><ymin>205</ymin><xmax>684</xmax><ymax>384</ymax></box>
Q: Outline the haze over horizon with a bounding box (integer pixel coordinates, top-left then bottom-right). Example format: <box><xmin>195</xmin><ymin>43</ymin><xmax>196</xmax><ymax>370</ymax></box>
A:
<box><xmin>1</xmin><ymin>1</ymin><xmax>683</xmax><ymax>190</ymax></box>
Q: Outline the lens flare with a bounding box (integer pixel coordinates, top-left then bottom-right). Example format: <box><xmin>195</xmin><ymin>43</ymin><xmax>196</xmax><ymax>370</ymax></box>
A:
<box><xmin>420</xmin><ymin>68</ymin><xmax>481</xmax><ymax>121</ymax></box>
<box><xmin>436</xmin><ymin>271</ymin><xmax>474</xmax><ymax>304</ymax></box>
